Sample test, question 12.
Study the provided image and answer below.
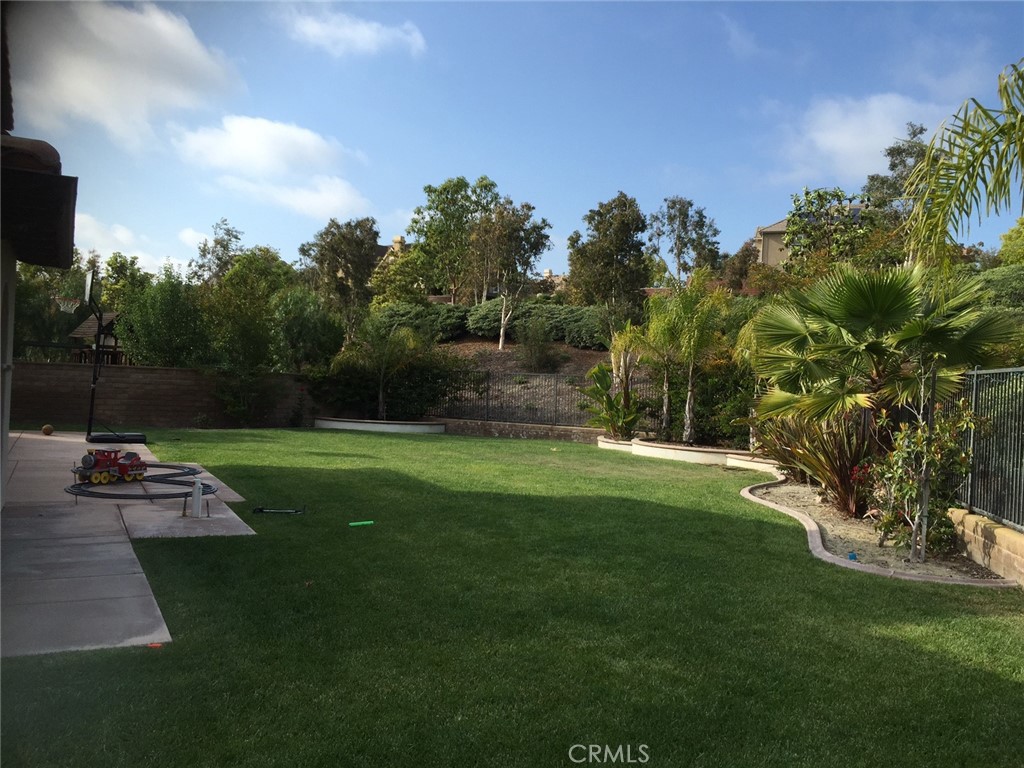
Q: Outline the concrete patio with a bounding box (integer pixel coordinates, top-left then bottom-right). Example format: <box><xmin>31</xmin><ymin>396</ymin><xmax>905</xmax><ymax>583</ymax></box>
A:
<box><xmin>1</xmin><ymin>430</ymin><xmax>252</xmax><ymax>658</ymax></box>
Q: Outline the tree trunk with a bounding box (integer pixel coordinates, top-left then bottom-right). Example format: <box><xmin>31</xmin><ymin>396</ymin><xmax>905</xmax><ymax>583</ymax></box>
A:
<box><xmin>915</xmin><ymin>366</ymin><xmax>939</xmax><ymax>562</ymax></box>
<box><xmin>498</xmin><ymin>296</ymin><xmax>511</xmax><ymax>351</ymax></box>
<box><xmin>621</xmin><ymin>367</ymin><xmax>632</xmax><ymax>413</ymax></box>
<box><xmin>683</xmin><ymin>361</ymin><xmax>696</xmax><ymax>444</ymax></box>
<box><xmin>661</xmin><ymin>368</ymin><xmax>671</xmax><ymax>438</ymax></box>
<box><xmin>910</xmin><ymin>507</ymin><xmax>923</xmax><ymax>561</ymax></box>
<box><xmin>377</xmin><ymin>374</ymin><xmax>387</xmax><ymax>420</ymax></box>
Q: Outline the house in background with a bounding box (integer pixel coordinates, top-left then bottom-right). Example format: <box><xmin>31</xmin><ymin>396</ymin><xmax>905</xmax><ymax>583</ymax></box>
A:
<box><xmin>755</xmin><ymin>218</ymin><xmax>790</xmax><ymax>266</ymax></box>
<box><xmin>756</xmin><ymin>202</ymin><xmax>869</xmax><ymax>267</ymax></box>
<box><xmin>376</xmin><ymin>235</ymin><xmax>406</xmax><ymax>265</ymax></box>
<box><xmin>69</xmin><ymin>312</ymin><xmax>127</xmax><ymax>365</ymax></box>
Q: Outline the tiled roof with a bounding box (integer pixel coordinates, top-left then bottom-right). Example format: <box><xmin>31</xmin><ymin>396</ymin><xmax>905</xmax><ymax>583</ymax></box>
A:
<box><xmin>758</xmin><ymin>218</ymin><xmax>788</xmax><ymax>234</ymax></box>
<box><xmin>68</xmin><ymin>312</ymin><xmax>119</xmax><ymax>339</ymax></box>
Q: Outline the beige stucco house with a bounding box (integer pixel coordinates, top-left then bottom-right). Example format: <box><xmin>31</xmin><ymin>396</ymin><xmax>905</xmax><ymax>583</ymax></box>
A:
<box><xmin>755</xmin><ymin>218</ymin><xmax>790</xmax><ymax>266</ymax></box>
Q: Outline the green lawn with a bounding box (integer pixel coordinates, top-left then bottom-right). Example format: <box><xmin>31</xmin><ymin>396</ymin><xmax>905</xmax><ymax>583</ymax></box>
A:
<box><xmin>3</xmin><ymin>429</ymin><xmax>1023</xmax><ymax>767</ymax></box>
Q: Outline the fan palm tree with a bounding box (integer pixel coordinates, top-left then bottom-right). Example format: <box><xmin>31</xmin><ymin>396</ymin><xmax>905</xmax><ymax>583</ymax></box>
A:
<box><xmin>905</xmin><ymin>60</ymin><xmax>1024</xmax><ymax>263</ymax></box>
<box><xmin>748</xmin><ymin>264</ymin><xmax>1015</xmax><ymax>421</ymax></box>
<box><xmin>744</xmin><ymin>264</ymin><xmax>1014</xmax><ymax>520</ymax></box>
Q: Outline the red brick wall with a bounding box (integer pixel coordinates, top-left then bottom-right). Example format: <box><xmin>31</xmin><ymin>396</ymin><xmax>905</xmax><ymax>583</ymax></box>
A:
<box><xmin>10</xmin><ymin>362</ymin><xmax>313</xmax><ymax>429</ymax></box>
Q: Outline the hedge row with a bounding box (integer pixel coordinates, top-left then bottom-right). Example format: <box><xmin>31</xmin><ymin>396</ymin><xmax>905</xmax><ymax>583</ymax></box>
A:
<box><xmin>466</xmin><ymin>300</ymin><xmax>608</xmax><ymax>349</ymax></box>
<box><xmin>375</xmin><ymin>299</ymin><xmax>609</xmax><ymax>350</ymax></box>
<box><xmin>374</xmin><ymin>302</ymin><xmax>469</xmax><ymax>343</ymax></box>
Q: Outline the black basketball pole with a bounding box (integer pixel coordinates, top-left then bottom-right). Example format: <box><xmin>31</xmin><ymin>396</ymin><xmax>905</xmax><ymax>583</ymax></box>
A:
<box><xmin>83</xmin><ymin>267</ymin><xmax>146</xmax><ymax>444</ymax></box>
<box><xmin>84</xmin><ymin>275</ymin><xmax>103</xmax><ymax>439</ymax></box>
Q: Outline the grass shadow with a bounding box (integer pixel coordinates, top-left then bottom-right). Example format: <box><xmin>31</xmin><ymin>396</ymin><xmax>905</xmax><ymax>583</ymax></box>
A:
<box><xmin>4</xmin><ymin>451</ymin><xmax>1023</xmax><ymax>768</ymax></box>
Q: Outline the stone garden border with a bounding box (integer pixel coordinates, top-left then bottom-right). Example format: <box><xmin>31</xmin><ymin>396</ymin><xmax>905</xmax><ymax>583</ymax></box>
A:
<box><xmin>597</xmin><ymin>436</ymin><xmax>1018</xmax><ymax>588</ymax></box>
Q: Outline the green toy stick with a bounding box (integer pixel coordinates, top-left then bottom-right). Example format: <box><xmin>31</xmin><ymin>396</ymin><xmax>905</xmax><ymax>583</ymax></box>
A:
<box><xmin>349</xmin><ymin>521</ymin><xmax>374</xmax><ymax>527</ymax></box>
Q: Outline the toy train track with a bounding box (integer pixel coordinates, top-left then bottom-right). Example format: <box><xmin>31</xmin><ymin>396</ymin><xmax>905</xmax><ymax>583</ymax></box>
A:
<box><xmin>65</xmin><ymin>453</ymin><xmax>219</xmax><ymax>500</ymax></box>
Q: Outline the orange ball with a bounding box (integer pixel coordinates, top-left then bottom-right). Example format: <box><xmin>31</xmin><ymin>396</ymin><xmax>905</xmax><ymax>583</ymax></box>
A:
<box><xmin>41</xmin><ymin>425</ymin><xmax>54</xmax><ymax>436</ymax></box>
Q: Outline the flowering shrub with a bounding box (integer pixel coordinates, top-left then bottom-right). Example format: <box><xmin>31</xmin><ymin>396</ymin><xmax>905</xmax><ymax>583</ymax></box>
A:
<box><xmin>850</xmin><ymin>461</ymin><xmax>873</xmax><ymax>509</ymax></box>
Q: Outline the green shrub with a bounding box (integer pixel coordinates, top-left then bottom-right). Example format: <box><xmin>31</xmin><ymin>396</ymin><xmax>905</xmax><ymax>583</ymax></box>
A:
<box><xmin>580</xmin><ymin>363</ymin><xmax>640</xmax><ymax>440</ymax></box>
<box><xmin>515</xmin><ymin>316</ymin><xmax>563</xmax><ymax>373</ymax></box>
<box><xmin>466</xmin><ymin>300</ymin><xmax>607</xmax><ymax>349</ymax></box>
<box><xmin>374</xmin><ymin>301</ymin><xmax>469</xmax><ymax>343</ymax></box>
<box><xmin>868</xmin><ymin>399</ymin><xmax>974</xmax><ymax>557</ymax></box>
<box><xmin>466</xmin><ymin>300</ymin><xmax>503</xmax><ymax>338</ymax></box>
<box><xmin>307</xmin><ymin>349</ymin><xmax>471</xmax><ymax>420</ymax></box>
<box><xmin>754</xmin><ymin>413</ymin><xmax>875</xmax><ymax>517</ymax></box>
<box><xmin>432</xmin><ymin>303</ymin><xmax>469</xmax><ymax>342</ymax></box>
<box><xmin>210</xmin><ymin>368</ymin><xmax>285</xmax><ymax>427</ymax></box>
<box><xmin>692</xmin><ymin>359</ymin><xmax>755</xmax><ymax>448</ymax></box>
<box><xmin>632</xmin><ymin>360</ymin><xmax>754</xmax><ymax>448</ymax></box>
<box><xmin>561</xmin><ymin>306</ymin><xmax>607</xmax><ymax>349</ymax></box>
<box><xmin>374</xmin><ymin>302</ymin><xmax>433</xmax><ymax>335</ymax></box>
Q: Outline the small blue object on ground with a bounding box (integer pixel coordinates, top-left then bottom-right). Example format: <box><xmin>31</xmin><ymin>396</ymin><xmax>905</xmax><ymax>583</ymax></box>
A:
<box><xmin>848</xmin><ymin>551</ymin><xmax>858</xmax><ymax>561</ymax></box>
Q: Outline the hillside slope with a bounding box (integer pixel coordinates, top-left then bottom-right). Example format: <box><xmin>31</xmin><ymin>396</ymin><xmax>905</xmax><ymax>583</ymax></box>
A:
<box><xmin>444</xmin><ymin>337</ymin><xmax>607</xmax><ymax>377</ymax></box>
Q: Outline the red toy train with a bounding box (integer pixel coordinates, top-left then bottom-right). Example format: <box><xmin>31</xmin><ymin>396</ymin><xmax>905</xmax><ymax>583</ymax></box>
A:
<box><xmin>77</xmin><ymin>448</ymin><xmax>147</xmax><ymax>484</ymax></box>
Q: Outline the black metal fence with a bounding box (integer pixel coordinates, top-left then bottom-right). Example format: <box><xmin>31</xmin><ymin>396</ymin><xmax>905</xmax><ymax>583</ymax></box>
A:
<box><xmin>427</xmin><ymin>371</ymin><xmax>660</xmax><ymax>431</ymax></box>
<box><xmin>957</xmin><ymin>367</ymin><xmax>1024</xmax><ymax>533</ymax></box>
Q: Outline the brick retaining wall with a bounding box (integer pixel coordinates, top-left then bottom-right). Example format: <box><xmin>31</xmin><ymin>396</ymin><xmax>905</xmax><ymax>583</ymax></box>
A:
<box><xmin>949</xmin><ymin>508</ymin><xmax>1024</xmax><ymax>585</ymax></box>
<box><xmin>10</xmin><ymin>362</ymin><xmax>311</xmax><ymax>429</ymax></box>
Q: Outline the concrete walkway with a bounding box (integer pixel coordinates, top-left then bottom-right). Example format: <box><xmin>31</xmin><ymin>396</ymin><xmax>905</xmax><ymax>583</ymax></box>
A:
<box><xmin>2</xmin><ymin>430</ymin><xmax>252</xmax><ymax>657</ymax></box>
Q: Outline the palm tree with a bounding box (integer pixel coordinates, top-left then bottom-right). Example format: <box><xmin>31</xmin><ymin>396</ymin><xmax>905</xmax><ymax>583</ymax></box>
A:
<box><xmin>608</xmin><ymin>321</ymin><xmax>644</xmax><ymax>416</ymax></box>
<box><xmin>744</xmin><ymin>264</ymin><xmax>1015</xmax><ymax>522</ymax></box>
<box><xmin>905</xmin><ymin>60</ymin><xmax>1024</xmax><ymax>263</ymax></box>
<box><xmin>332</xmin><ymin>312</ymin><xmax>430</xmax><ymax>420</ymax></box>
<box><xmin>748</xmin><ymin>264</ymin><xmax>1014</xmax><ymax>421</ymax></box>
<box><xmin>639</xmin><ymin>269</ymin><xmax>728</xmax><ymax>443</ymax></box>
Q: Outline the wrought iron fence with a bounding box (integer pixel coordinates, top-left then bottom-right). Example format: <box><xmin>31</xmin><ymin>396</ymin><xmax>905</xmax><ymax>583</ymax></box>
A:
<box><xmin>957</xmin><ymin>367</ymin><xmax>1024</xmax><ymax>533</ymax></box>
<box><xmin>427</xmin><ymin>370</ymin><xmax>660</xmax><ymax>431</ymax></box>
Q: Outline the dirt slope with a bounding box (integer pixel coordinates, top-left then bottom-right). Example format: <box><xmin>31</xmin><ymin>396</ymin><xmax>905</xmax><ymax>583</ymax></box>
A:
<box><xmin>444</xmin><ymin>337</ymin><xmax>607</xmax><ymax>377</ymax></box>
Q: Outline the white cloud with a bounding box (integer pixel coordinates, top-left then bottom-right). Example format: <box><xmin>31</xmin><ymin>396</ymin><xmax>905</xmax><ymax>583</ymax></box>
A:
<box><xmin>175</xmin><ymin>115</ymin><xmax>374</xmax><ymax>219</ymax></box>
<box><xmin>217</xmin><ymin>176</ymin><xmax>372</xmax><ymax>221</ymax></box>
<box><xmin>285</xmin><ymin>8</ymin><xmax>426</xmax><ymax>57</ymax></box>
<box><xmin>7</xmin><ymin>2</ymin><xmax>237</xmax><ymax>149</ymax></box>
<box><xmin>75</xmin><ymin>213</ymin><xmax>172</xmax><ymax>273</ymax></box>
<box><xmin>173</xmin><ymin>116</ymin><xmax>354</xmax><ymax>178</ymax></box>
<box><xmin>772</xmin><ymin>93</ymin><xmax>944</xmax><ymax>187</ymax></box>
<box><xmin>178</xmin><ymin>227</ymin><xmax>208</xmax><ymax>251</ymax></box>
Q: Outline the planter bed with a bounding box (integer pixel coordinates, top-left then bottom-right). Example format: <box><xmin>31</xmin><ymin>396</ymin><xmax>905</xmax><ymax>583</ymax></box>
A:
<box><xmin>314</xmin><ymin>417</ymin><xmax>446</xmax><ymax>434</ymax></box>
<box><xmin>598</xmin><ymin>436</ymin><xmax>777</xmax><ymax>473</ymax></box>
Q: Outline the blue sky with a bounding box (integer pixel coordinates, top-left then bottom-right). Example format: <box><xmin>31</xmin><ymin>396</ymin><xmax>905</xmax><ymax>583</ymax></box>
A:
<box><xmin>7</xmin><ymin>1</ymin><xmax>1023</xmax><ymax>277</ymax></box>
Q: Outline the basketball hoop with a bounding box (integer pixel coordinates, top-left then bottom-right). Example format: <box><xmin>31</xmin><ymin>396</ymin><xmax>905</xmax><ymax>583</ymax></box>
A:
<box><xmin>55</xmin><ymin>296</ymin><xmax>80</xmax><ymax>314</ymax></box>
